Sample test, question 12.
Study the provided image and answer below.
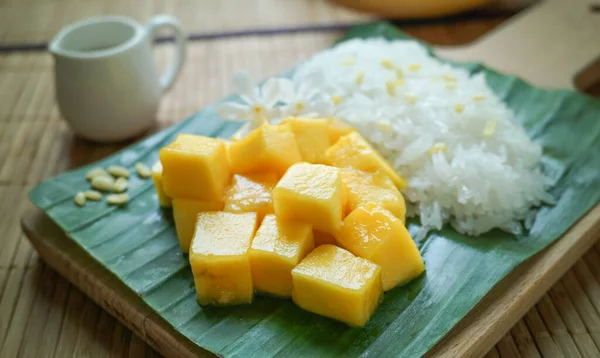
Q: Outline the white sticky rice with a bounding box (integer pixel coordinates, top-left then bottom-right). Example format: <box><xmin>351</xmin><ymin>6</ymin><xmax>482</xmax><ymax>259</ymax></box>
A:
<box><xmin>293</xmin><ymin>39</ymin><xmax>552</xmax><ymax>237</ymax></box>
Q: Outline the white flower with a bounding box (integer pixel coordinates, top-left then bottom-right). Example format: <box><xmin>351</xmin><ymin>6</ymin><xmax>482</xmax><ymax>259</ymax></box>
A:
<box><xmin>277</xmin><ymin>71</ymin><xmax>334</xmax><ymax>119</ymax></box>
<box><xmin>216</xmin><ymin>70</ymin><xmax>287</xmax><ymax>136</ymax></box>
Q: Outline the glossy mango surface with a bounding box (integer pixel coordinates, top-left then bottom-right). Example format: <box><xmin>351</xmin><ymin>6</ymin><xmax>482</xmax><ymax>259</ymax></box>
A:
<box><xmin>249</xmin><ymin>214</ymin><xmax>314</xmax><ymax>297</ymax></box>
<box><xmin>336</xmin><ymin>204</ymin><xmax>424</xmax><ymax>291</ymax></box>
<box><xmin>326</xmin><ymin>117</ymin><xmax>355</xmax><ymax>144</ymax></box>
<box><xmin>155</xmin><ymin>116</ymin><xmax>421</xmax><ymax>325</ymax></box>
<box><xmin>282</xmin><ymin>117</ymin><xmax>330</xmax><ymax>164</ymax></box>
<box><xmin>189</xmin><ymin>212</ymin><xmax>258</xmax><ymax>305</ymax></box>
<box><xmin>341</xmin><ymin>168</ymin><xmax>406</xmax><ymax>222</ymax></box>
<box><xmin>160</xmin><ymin>134</ymin><xmax>230</xmax><ymax>201</ymax></box>
<box><xmin>227</xmin><ymin>124</ymin><xmax>302</xmax><ymax>175</ymax></box>
<box><xmin>292</xmin><ymin>245</ymin><xmax>383</xmax><ymax>327</ymax></box>
<box><xmin>273</xmin><ymin>163</ymin><xmax>343</xmax><ymax>234</ymax></box>
<box><xmin>172</xmin><ymin>198</ymin><xmax>223</xmax><ymax>253</ymax></box>
<box><xmin>223</xmin><ymin>172</ymin><xmax>278</xmax><ymax>223</ymax></box>
<box><xmin>325</xmin><ymin>132</ymin><xmax>408</xmax><ymax>190</ymax></box>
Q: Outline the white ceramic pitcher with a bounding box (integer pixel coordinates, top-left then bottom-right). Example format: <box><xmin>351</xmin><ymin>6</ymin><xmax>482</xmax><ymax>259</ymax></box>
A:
<box><xmin>49</xmin><ymin>15</ymin><xmax>186</xmax><ymax>142</ymax></box>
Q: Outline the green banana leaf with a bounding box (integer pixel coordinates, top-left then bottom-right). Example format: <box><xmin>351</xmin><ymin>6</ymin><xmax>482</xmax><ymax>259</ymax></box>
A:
<box><xmin>30</xmin><ymin>23</ymin><xmax>600</xmax><ymax>357</ymax></box>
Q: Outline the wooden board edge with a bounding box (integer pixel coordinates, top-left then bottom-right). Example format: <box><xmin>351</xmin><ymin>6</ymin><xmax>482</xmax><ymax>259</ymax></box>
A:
<box><xmin>22</xmin><ymin>205</ymin><xmax>600</xmax><ymax>357</ymax></box>
<box><xmin>429</xmin><ymin>202</ymin><xmax>600</xmax><ymax>357</ymax></box>
<box><xmin>434</xmin><ymin>0</ymin><xmax>600</xmax><ymax>89</ymax></box>
<box><xmin>20</xmin><ymin>209</ymin><xmax>209</xmax><ymax>358</ymax></box>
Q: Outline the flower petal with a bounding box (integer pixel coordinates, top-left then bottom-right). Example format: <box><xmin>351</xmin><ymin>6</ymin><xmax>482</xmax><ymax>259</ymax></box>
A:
<box><xmin>216</xmin><ymin>102</ymin><xmax>249</xmax><ymax>121</ymax></box>
<box><xmin>275</xmin><ymin>101</ymin><xmax>297</xmax><ymax>118</ymax></box>
<box><xmin>297</xmin><ymin>71</ymin><xmax>326</xmax><ymax>98</ymax></box>
<box><xmin>233</xmin><ymin>70</ymin><xmax>257</xmax><ymax>99</ymax></box>
<box><xmin>261</xmin><ymin>78</ymin><xmax>291</xmax><ymax>107</ymax></box>
<box><xmin>278</xmin><ymin>79</ymin><xmax>296</xmax><ymax>103</ymax></box>
<box><xmin>306</xmin><ymin>99</ymin><xmax>334</xmax><ymax>117</ymax></box>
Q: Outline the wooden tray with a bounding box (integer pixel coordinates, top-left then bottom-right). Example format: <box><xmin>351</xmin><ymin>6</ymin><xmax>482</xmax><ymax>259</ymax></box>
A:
<box><xmin>21</xmin><ymin>0</ymin><xmax>600</xmax><ymax>356</ymax></box>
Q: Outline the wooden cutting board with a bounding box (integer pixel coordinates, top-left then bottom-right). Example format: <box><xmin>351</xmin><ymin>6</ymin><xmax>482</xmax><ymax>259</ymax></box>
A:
<box><xmin>21</xmin><ymin>0</ymin><xmax>600</xmax><ymax>356</ymax></box>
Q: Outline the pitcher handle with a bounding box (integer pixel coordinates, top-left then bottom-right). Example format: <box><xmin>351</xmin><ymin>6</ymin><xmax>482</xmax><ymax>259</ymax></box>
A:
<box><xmin>146</xmin><ymin>15</ymin><xmax>186</xmax><ymax>92</ymax></box>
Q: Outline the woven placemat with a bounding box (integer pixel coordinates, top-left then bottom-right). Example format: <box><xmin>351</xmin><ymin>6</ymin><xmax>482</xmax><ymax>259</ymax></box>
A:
<box><xmin>0</xmin><ymin>0</ymin><xmax>522</xmax><ymax>50</ymax></box>
<box><xmin>1</xmin><ymin>18</ymin><xmax>600</xmax><ymax>358</ymax></box>
<box><xmin>0</xmin><ymin>0</ymin><xmax>370</xmax><ymax>45</ymax></box>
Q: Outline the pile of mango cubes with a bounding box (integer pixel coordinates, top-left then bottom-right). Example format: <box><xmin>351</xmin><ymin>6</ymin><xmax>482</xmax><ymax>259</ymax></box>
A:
<box><xmin>152</xmin><ymin>117</ymin><xmax>425</xmax><ymax>327</ymax></box>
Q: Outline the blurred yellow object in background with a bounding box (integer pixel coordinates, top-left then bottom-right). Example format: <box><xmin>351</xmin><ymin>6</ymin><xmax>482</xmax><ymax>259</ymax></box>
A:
<box><xmin>330</xmin><ymin>0</ymin><xmax>493</xmax><ymax>18</ymax></box>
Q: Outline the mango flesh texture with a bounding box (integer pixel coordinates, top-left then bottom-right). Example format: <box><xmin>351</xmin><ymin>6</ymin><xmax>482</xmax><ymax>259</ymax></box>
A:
<box><xmin>172</xmin><ymin>198</ymin><xmax>223</xmax><ymax>253</ymax></box>
<box><xmin>230</xmin><ymin>117</ymin><xmax>268</xmax><ymax>142</ymax></box>
<box><xmin>189</xmin><ymin>212</ymin><xmax>258</xmax><ymax>306</ymax></box>
<box><xmin>325</xmin><ymin>131</ymin><xmax>408</xmax><ymax>190</ymax></box>
<box><xmin>313</xmin><ymin>230</ymin><xmax>338</xmax><ymax>247</ymax></box>
<box><xmin>291</xmin><ymin>245</ymin><xmax>383</xmax><ymax>327</ymax></box>
<box><xmin>336</xmin><ymin>203</ymin><xmax>424</xmax><ymax>291</ymax></box>
<box><xmin>282</xmin><ymin>117</ymin><xmax>330</xmax><ymax>163</ymax></box>
<box><xmin>341</xmin><ymin>168</ymin><xmax>406</xmax><ymax>222</ymax></box>
<box><xmin>273</xmin><ymin>162</ymin><xmax>343</xmax><ymax>234</ymax></box>
<box><xmin>159</xmin><ymin>134</ymin><xmax>230</xmax><ymax>202</ymax></box>
<box><xmin>151</xmin><ymin>162</ymin><xmax>172</xmax><ymax>208</ymax></box>
<box><xmin>223</xmin><ymin>172</ymin><xmax>278</xmax><ymax>223</ymax></box>
<box><xmin>326</xmin><ymin>117</ymin><xmax>355</xmax><ymax>144</ymax></box>
<box><xmin>249</xmin><ymin>214</ymin><xmax>314</xmax><ymax>297</ymax></box>
<box><xmin>227</xmin><ymin>124</ymin><xmax>302</xmax><ymax>176</ymax></box>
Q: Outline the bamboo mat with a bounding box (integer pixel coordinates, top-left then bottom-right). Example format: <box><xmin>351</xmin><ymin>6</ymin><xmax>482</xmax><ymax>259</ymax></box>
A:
<box><xmin>0</xmin><ymin>0</ymin><xmax>371</xmax><ymax>45</ymax></box>
<box><xmin>1</xmin><ymin>4</ymin><xmax>600</xmax><ymax>358</ymax></box>
<box><xmin>0</xmin><ymin>0</ymin><xmax>527</xmax><ymax>47</ymax></box>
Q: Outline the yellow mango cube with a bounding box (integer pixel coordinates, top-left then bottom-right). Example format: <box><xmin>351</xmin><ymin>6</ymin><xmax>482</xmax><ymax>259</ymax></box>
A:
<box><xmin>159</xmin><ymin>134</ymin><xmax>230</xmax><ymax>201</ymax></box>
<box><xmin>273</xmin><ymin>163</ymin><xmax>343</xmax><ymax>234</ymax></box>
<box><xmin>172</xmin><ymin>198</ymin><xmax>223</xmax><ymax>253</ymax></box>
<box><xmin>227</xmin><ymin>124</ymin><xmax>302</xmax><ymax>175</ymax></box>
<box><xmin>341</xmin><ymin>168</ymin><xmax>406</xmax><ymax>222</ymax></box>
<box><xmin>325</xmin><ymin>132</ymin><xmax>408</xmax><ymax>190</ymax></box>
<box><xmin>282</xmin><ymin>117</ymin><xmax>329</xmax><ymax>163</ymax></box>
<box><xmin>223</xmin><ymin>172</ymin><xmax>278</xmax><ymax>223</ymax></box>
<box><xmin>249</xmin><ymin>214</ymin><xmax>314</xmax><ymax>297</ymax></box>
<box><xmin>313</xmin><ymin>230</ymin><xmax>338</xmax><ymax>247</ymax></box>
<box><xmin>189</xmin><ymin>211</ymin><xmax>258</xmax><ymax>305</ymax></box>
<box><xmin>292</xmin><ymin>245</ymin><xmax>383</xmax><ymax>327</ymax></box>
<box><xmin>230</xmin><ymin>117</ymin><xmax>268</xmax><ymax>141</ymax></box>
<box><xmin>326</xmin><ymin>118</ymin><xmax>355</xmax><ymax>144</ymax></box>
<box><xmin>336</xmin><ymin>204</ymin><xmax>424</xmax><ymax>291</ymax></box>
<box><xmin>151</xmin><ymin>162</ymin><xmax>172</xmax><ymax>208</ymax></box>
